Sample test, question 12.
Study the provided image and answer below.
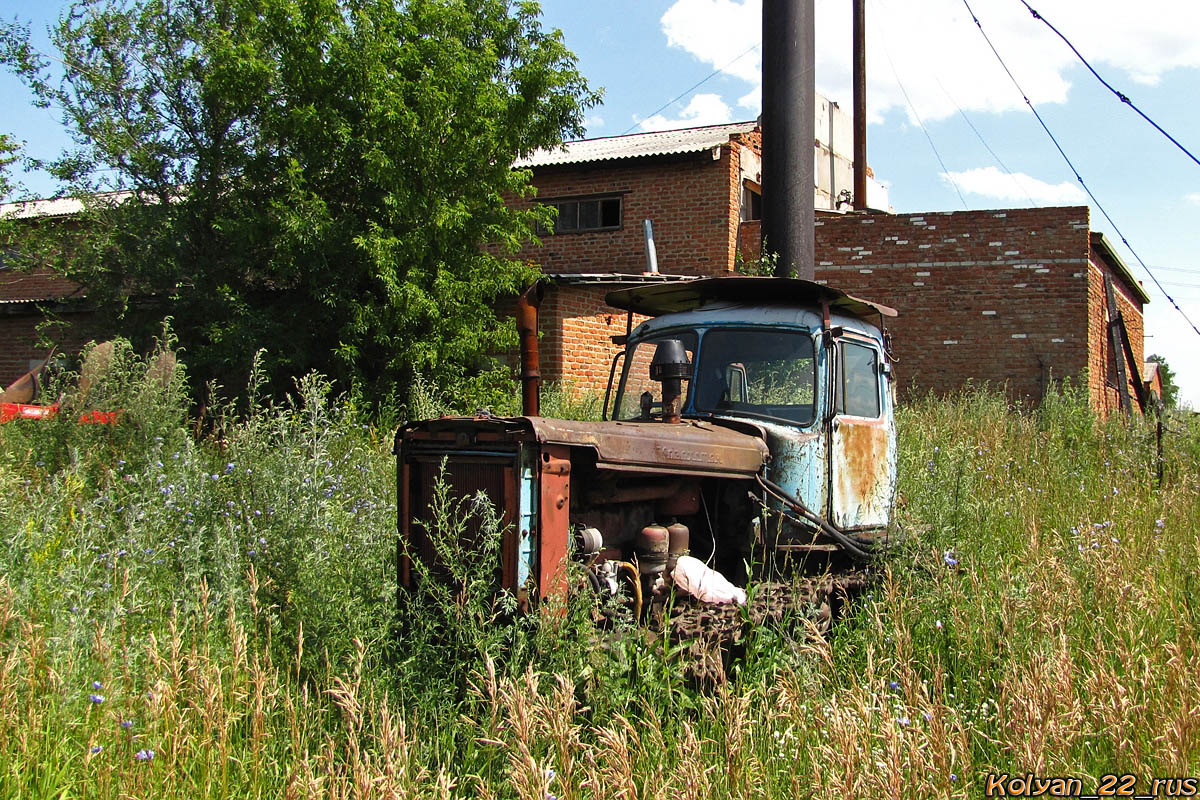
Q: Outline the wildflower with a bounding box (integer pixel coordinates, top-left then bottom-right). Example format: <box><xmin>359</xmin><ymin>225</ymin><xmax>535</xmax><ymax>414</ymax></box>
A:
<box><xmin>117</xmin><ymin>459</ymin><xmax>126</xmax><ymax>467</ymax></box>
<box><xmin>91</xmin><ymin>745</ymin><xmax>104</xmax><ymax>754</ymax></box>
<box><xmin>146</xmin><ymin>691</ymin><xmax>155</xmax><ymax>701</ymax></box>
<box><xmin>1155</xmin><ymin>518</ymin><xmax>1165</xmax><ymax>529</ymax></box>
<box><xmin>935</xmin><ymin>620</ymin><xmax>943</xmax><ymax>630</ymax></box>
<box><xmin>896</xmin><ymin>716</ymin><xmax>910</xmax><ymax>727</ymax></box>
<box><xmin>943</xmin><ymin>550</ymin><xmax>958</xmax><ymax>567</ymax></box>
<box><xmin>92</xmin><ymin>681</ymin><xmax>103</xmax><ymax>690</ymax></box>
<box><xmin>950</xmin><ymin>774</ymin><xmax>958</xmax><ymax>782</ymax></box>
<box><xmin>888</xmin><ymin>681</ymin><xmax>899</xmax><ymax>690</ymax></box>
<box><xmin>210</xmin><ymin>474</ymin><xmax>220</xmax><ymax>481</ymax></box>
<box><xmin>154</xmin><ymin>436</ymin><xmax>163</xmax><ymax>442</ymax></box>
<box><xmin>89</xmin><ymin>694</ymin><xmax>105</xmax><ymax>704</ymax></box>
<box><xmin>121</xmin><ymin>720</ymin><xmax>134</xmax><ymax>729</ymax></box>
<box><xmin>225</xmin><ymin>462</ymin><xmax>235</xmax><ymax>474</ymax></box>
<box><xmin>135</xmin><ymin>749</ymin><xmax>155</xmax><ymax>762</ymax></box>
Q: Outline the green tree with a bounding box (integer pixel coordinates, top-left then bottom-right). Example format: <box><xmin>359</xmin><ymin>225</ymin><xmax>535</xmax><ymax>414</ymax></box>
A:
<box><xmin>0</xmin><ymin>134</ymin><xmax>18</xmax><ymax>201</ymax></box>
<box><xmin>1</xmin><ymin>0</ymin><xmax>596</xmax><ymax>405</ymax></box>
<box><xmin>1146</xmin><ymin>353</ymin><xmax>1179</xmax><ymax>409</ymax></box>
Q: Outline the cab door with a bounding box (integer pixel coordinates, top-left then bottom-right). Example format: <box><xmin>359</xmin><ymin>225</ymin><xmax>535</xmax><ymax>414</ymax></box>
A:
<box><xmin>829</xmin><ymin>337</ymin><xmax>895</xmax><ymax>531</ymax></box>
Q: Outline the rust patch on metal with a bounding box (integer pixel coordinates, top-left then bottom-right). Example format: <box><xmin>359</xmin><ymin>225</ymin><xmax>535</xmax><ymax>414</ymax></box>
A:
<box><xmin>833</xmin><ymin>421</ymin><xmax>887</xmax><ymax>522</ymax></box>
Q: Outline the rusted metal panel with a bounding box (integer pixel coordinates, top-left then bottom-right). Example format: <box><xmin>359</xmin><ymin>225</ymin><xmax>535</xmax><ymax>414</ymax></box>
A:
<box><xmin>526</xmin><ymin>418</ymin><xmax>767</xmax><ymax>476</ymax></box>
<box><xmin>538</xmin><ymin>445</ymin><xmax>572</xmax><ymax>600</ymax></box>
<box><xmin>605</xmin><ymin>277</ymin><xmax>897</xmax><ymax>322</ymax></box>
<box><xmin>831</xmin><ymin>416</ymin><xmax>893</xmax><ymax>530</ymax></box>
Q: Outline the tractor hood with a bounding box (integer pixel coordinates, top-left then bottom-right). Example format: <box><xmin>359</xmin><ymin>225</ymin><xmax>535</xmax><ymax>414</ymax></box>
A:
<box><xmin>399</xmin><ymin>416</ymin><xmax>768</xmax><ymax>479</ymax></box>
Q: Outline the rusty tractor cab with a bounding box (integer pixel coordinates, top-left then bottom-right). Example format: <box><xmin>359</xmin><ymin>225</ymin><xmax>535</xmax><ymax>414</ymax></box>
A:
<box><xmin>395</xmin><ymin>276</ymin><xmax>897</xmax><ymax>615</ymax></box>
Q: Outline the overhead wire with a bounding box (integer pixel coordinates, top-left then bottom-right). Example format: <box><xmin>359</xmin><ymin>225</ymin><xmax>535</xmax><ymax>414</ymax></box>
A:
<box><xmin>1015</xmin><ymin>0</ymin><xmax>1200</xmax><ymax>171</ymax></box>
<box><xmin>960</xmin><ymin>0</ymin><xmax>1200</xmax><ymax>340</ymax></box>
<box><xmin>933</xmin><ymin>75</ymin><xmax>1038</xmax><ymax>207</ymax></box>
<box><xmin>620</xmin><ymin>41</ymin><xmax>761</xmax><ymax>135</ymax></box>
<box><xmin>872</xmin><ymin>2</ymin><xmax>968</xmax><ymax>208</ymax></box>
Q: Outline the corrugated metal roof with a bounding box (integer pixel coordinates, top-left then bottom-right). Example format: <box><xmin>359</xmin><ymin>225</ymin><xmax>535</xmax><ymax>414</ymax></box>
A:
<box><xmin>0</xmin><ymin>190</ymin><xmax>134</xmax><ymax>220</ymax></box>
<box><xmin>516</xmin><ymin>121</ymin><xmax>758</xmax><ymax>168</ymax></box>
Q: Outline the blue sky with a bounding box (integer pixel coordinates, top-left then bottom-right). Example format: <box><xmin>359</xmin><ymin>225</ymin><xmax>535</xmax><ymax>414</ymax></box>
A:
<box><xmin>4</xmin><ymin>0</ymin><xmax>1200</xmax><ymax>406</ymax></box>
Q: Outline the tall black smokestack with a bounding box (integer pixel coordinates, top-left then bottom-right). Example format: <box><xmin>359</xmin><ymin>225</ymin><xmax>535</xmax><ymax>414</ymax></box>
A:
<box><xmin>761</xmin><ymin>0</ymin><xmax>815</xmax><ymax>279</ymax></box>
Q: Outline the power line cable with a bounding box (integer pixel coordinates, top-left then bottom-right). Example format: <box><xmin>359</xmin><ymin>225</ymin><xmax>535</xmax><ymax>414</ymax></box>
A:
<box><xmin>961</xmin><ymin>0</ymin><xmax>1200</xmax><ymax>340</ymax></box>
<box><xmin>873</xmin><ymin>4</ymin><xmax>968</xmax><ymax>208</ymax></box>
<box><xmin>933</xmin><ymin>74</ymin><xmax>1037</xmax><ymax>206</ymax></box>
<box><xmin>1016</xmin><ymin>0</ymin><xmax>1200</xmax><ymax>170</ymax></box>
<box><xmin>621</xmin><ymin>41</ymin><xmax>761</xmax><ymax>135</ymax></box>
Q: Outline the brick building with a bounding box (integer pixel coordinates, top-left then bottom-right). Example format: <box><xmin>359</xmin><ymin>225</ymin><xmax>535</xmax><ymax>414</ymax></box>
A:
<box><xmin>517</xmin><ymin>123</ymin><xmax>1148</xmax><ymax>414</ymax></box>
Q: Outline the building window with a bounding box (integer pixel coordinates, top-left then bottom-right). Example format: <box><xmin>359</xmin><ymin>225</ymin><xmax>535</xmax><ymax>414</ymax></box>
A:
<box><xmin>538</xmin><ymin>195</ymin><xmax>622</xmax><ymax>234</ymax></box>
<box><xmin>740</xmin><ymin>181</ymin><xmax>761</xmax><ymax>222</ymax></box>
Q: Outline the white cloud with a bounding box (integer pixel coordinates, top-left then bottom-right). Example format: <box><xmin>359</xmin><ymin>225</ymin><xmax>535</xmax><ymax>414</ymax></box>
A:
<box><xmin>638</xmin><ymin>93</ymin><xmax>735</xmax><ymax>132</ymax></box>
<box><xmin>1186</xmin><ymin>192</ymin><xmax>1200</xmax><ymax>206</ymax></box>
<box><xmin>583</xmin><ymin>114</ymin><xmax>605</xmax><ymax>133</ymax></box>
<box><xmin>941</xmin><ymin>166</ymin><xmax>1087</xmax><ymax>205</ymax></box>
<box><xmin>659</xmin><ymin>0</ymin><xmax>1200</xmax><ymax>124</ymax></box>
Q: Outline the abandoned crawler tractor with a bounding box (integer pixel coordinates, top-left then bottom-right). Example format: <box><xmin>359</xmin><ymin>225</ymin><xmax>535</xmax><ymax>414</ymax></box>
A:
<box><xmin>395</xmin><ymin>276</ymin><xmax>898</xmax><ymax>641</ymax></box>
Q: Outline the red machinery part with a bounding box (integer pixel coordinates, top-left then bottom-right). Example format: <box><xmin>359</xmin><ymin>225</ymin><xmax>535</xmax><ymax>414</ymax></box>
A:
<box><xmin>0</xmin><ymin>403</ymin><xmax>121</xmax><ymax>425</ymax></box>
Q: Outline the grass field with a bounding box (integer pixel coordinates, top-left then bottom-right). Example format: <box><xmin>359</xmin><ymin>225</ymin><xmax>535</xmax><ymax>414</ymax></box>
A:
<box><xmin>2</xmin><ymin>343</ymin><xmax>1198</xmax><ymax>798</ymax></box>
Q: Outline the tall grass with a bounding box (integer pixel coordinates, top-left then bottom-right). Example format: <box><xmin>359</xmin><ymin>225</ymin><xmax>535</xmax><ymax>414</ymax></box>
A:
<box><xmin>2</xmin><ymin>347</ymin><xmax>1198</xmax><ymax>798</ymax></box>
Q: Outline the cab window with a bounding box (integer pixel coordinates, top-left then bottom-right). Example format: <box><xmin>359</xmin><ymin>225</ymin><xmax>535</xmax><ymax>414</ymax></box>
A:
<box><xmin>837</xmin><ymin>341</ymin><xmax>881</xmax><ymax>418</ymax></box>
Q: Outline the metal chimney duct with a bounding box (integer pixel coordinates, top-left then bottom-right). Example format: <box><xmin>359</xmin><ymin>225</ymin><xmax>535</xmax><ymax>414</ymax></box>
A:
<box><xmin>853</xmin><ymin>0</ymin><xmax>868</xmax><ymax>210</ymax></box>
<box><xmin>761</xmin><ymin>0</ymin><xmax>815</xmax><ymax>280</ymax></box>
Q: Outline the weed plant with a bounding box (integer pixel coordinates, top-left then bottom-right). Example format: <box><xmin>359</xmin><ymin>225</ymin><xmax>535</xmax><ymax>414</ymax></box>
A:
<box><xmin>2</xmin><ymin>348</ymin><xmax>1199</xmax><ymax>797</ymax></box>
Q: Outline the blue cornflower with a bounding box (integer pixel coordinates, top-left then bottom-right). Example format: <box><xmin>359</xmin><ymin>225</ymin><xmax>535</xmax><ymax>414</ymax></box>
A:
<box><xmin>121</xmin><ymin>720</ymin><xmax>134</xmax><ymax>729</ymax></box>
<box><xmin>943</xmin><ymin>550</ymin><xmax>958</xmax><ymax>567</ymax></box>
<box><xmin>89</xmin><ymin>693</ymin><xmax>105</xmax><ymax>704</ymax></box>
<box><xmin>91</xmin><ymin>745</ymin><xmax>104</xmax><ymax>754</ymax></box>
<box><xmin>225</xmin><ymin>462</ymin><xmax>235</xmax><ymax>474</ymax></box>
<box><xmin>92</xmin><ymin>680</ymin><xmax>103</xmax><ymax>690</ymax></box>
<box><xmin>211</xmin><ymin>474</ymin><xmax>220</xmax><ymax>481</ymax></box>
<box><xmin>888</xmin><ymin>681</ymin><xmax>899</xmax><ymax>690</ymax></box>
<box><xmin>135</xmin><ymin>749</ymin><xmax>155</xmax><ymax>762</ymax></box>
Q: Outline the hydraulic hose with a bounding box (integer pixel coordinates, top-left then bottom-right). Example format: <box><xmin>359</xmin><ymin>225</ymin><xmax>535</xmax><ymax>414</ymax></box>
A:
<box><xmin>756</xmin><ymin>474</ymin><xmax>873</xmax><ymax>561</ymax></box>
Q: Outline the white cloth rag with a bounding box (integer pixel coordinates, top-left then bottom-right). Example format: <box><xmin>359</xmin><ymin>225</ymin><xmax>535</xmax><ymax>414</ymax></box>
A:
<box><xmin>670</xmin><ymin>555</ymin><xmax>747</xmax><ymax>605</ymax></box>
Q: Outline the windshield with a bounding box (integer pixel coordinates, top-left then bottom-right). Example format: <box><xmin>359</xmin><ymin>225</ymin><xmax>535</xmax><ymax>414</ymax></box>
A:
<box><xmin>612</xmin><ymin>331</ymin><xmax>698</xmax><ymax>421</ymax></box>
<box><xmin>693</xmin><ymin>328</ymin><xmax>816</xmax><ymax>425</ymax></box>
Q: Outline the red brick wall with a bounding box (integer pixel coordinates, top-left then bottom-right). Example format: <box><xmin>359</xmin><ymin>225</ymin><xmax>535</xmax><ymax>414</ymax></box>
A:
<box><xmin>539</xmin><ymin>206</ymin><xmax>1149</xmax><ymax>409</ymax></box>
<box><xmin>512</xmin><ymin>145</ymin><xmax>744</xmax><ymax>277</ymax></box>
<box><xmin>0</xmin><ymin>307</ymin><xmax>106</xmax><ymax>390</ymax></box>
<box><xmin>1087</xmin><ymin>251</ymin><xmax>1147</xmax><ymax>415</ymax></box>
<box><xmin>536</xmin><ymin>285</ymin><xmax>649</xmax><ymax>395</ymax></box>
<box><xmin>805</xmin><ymin>207</ymin><xmax>1099</xmax><ymax>405</ymax></box>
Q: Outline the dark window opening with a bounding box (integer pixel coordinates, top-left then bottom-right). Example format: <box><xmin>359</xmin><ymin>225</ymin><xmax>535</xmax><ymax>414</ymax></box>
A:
<box><xmin>740</xmin><ymin>181</ymin><xmax>762</xmax><ymax>222</ymax></box>
<box><xmin>538</xmin><ymin>195</ymin><xmax>622</xmax><ymax>234</ymax></box>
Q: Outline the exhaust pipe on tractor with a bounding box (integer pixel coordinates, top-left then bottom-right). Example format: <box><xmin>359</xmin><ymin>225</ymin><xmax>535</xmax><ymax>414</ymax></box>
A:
<box><xmin>516</xmin><ymin>282</ymin><xmax>543</xmax><ymax>417</ymax></box>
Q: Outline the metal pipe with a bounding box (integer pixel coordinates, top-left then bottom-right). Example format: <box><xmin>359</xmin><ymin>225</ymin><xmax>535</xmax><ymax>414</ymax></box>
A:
<box><xmin>853</xmin><ymin>0</ymin><xmax>868</xmax><ymax>210</ymax></box>
<box><xmin>643</xmin><ymin>219</ymin><xmax>659</xmax><ymax>274</ymax></box>
<box><xmin>756</xmin><ymin>473</ymin><xmax>872</xmax><ymax>561</ymax></box>
<box><xmin>516</xmin><ymin>282</ymin><xmax>543</xmax><ymax>416</ymax></box>
<box><xmin>761</xmin><ymin>0</ymin><xmax>816</xmax><ymax>279</ymax></box>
